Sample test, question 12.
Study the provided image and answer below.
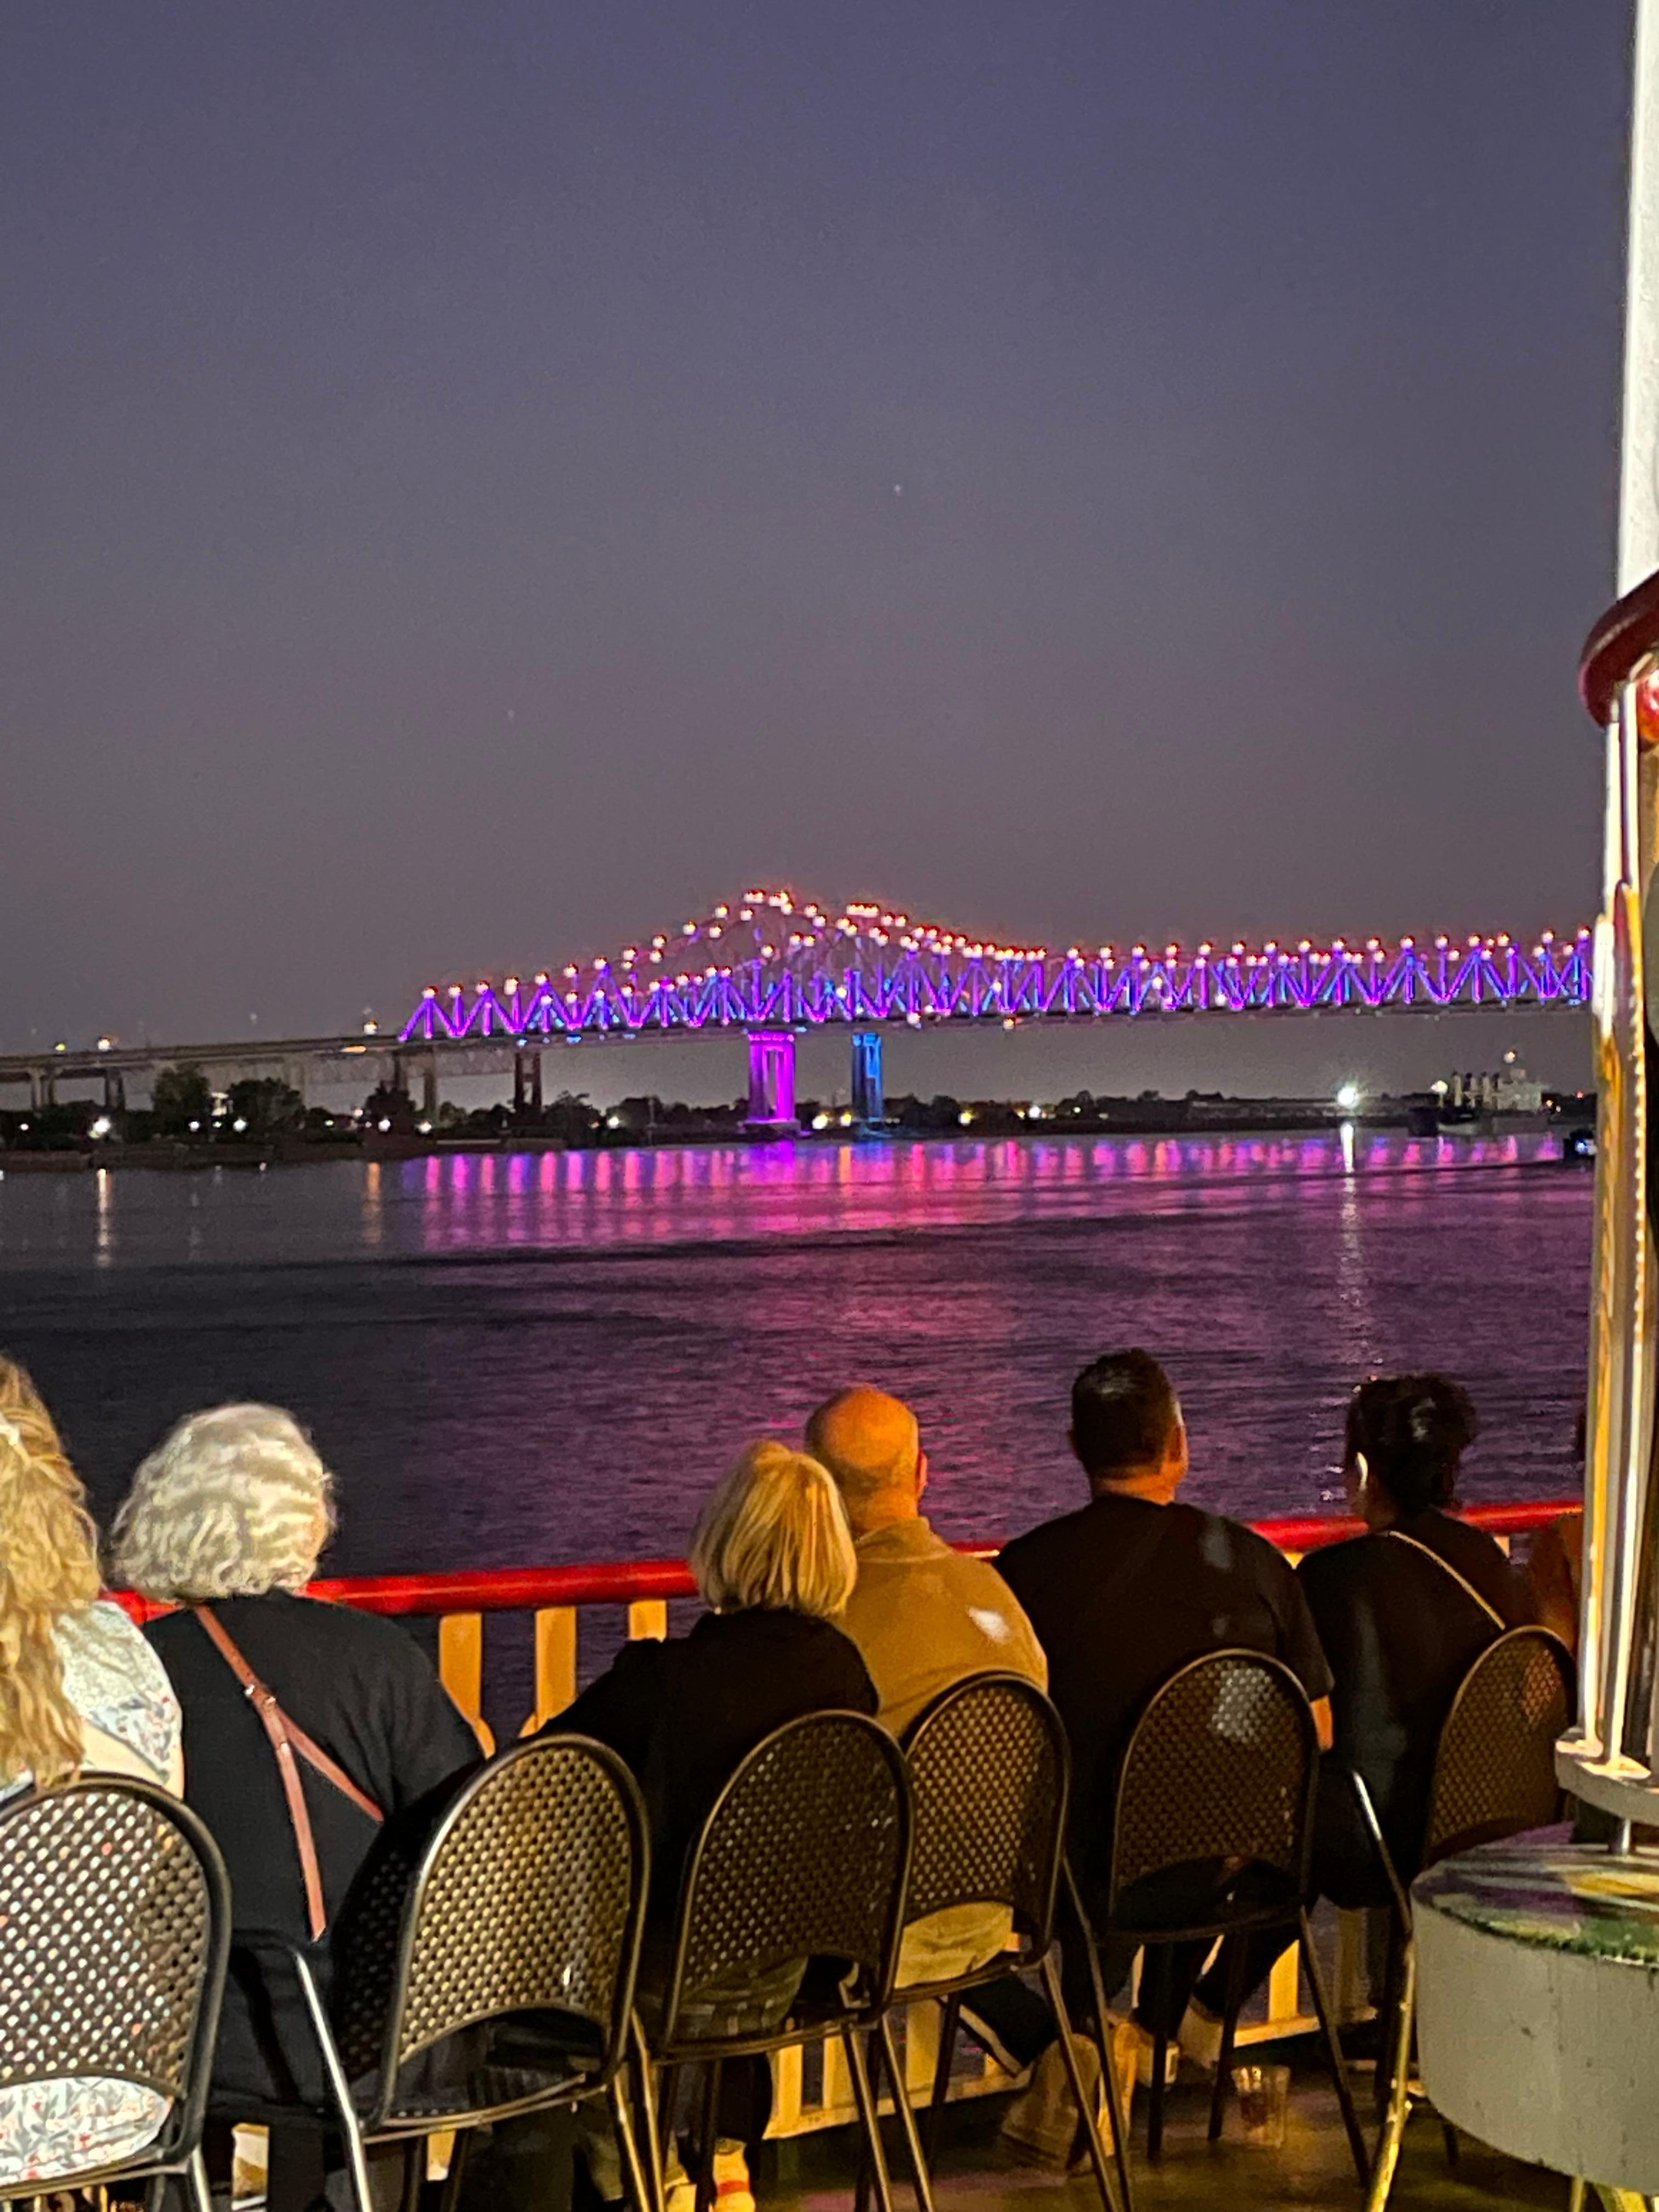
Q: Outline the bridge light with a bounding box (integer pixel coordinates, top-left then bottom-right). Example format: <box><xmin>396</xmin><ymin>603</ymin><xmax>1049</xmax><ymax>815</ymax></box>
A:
<box><xmin>1400</xmin><ymin>936</ymin><xmax>1414</xmax><ymax>950</ymax></box>
<box><xmin>53</xmin><ymin>1040</ymin><xmax>66</xmax><ymax>1052</ymax></box>
<box><xmin>448</xmin><ymin>984</ymin><xmax>464</xmax><ymax>997</ymax></box>
<box><xmin>97</xmin><ymin>1035</ymin><xmax>112</xmax><ymax>1052</ymax></box>
<box><xmin>714</xmin><ymin>905</ymin><xmax>729</xmax><ymax>919</ymax></box>
<box><xmin>535</xmin><ymin>972</ymin><xmax>549</xmax><ymax>985</ymax></box>
<box><xmin>1297</xmin><ymin>940</ymin><xmax>1311</xmax><ymax>954</ymax></box>
<box><xmin>90</xmin><ymin>1115</ymin><xmax>112</xmax><ymax>1139</ymax></box>
<box><xmin>362</xmin><ymin>1019</ymin><xmax>379</xmax><ymax>1035</ymax></box>
<box><xmin>1002</xmin><ymin>1017</ymin><xmax>1016</xmax><ymax>1031</ymax></box>
<box><xmin>960</xmin><ymin>1109</ymin><xmax>974</xmax><ymax>1125</ymax></box>
<box><xmin>1435</xmin><ymin>935</ymin><xmax>1449</xmax><ymax>949</ymax></box>
<box><xmin>504</xmin><ymin>977</ymin><xmax>520</xmax><ymax>994</ymax></box>
<box><xmin>422</xmin><ymin>986</ymin><xmax>437</xmax><ymax>1000</ymax></box>
<box><xmin>1541</xmin><ymin>928</ymin><xmax>1555</xmax><ymax>941</ymax></box>
<box><xmin>1335</xmin><ymin>1082</ymin><xmax>1362</xmax><ymax>1112</ymax></box>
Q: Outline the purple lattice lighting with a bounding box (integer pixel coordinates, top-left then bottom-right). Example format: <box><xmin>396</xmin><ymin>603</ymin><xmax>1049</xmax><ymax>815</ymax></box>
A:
<box><xmin>399</xmin><ymin>889</ymin><xmax>1593</xmax><ymax>1046</ymax></box>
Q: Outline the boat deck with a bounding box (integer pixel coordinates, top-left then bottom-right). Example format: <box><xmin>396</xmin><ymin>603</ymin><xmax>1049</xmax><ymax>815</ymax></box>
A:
<box><xmin>763</xmin><ymin>2059</ymin><xmax>1570</xmax><ymax>2212</ymax></box>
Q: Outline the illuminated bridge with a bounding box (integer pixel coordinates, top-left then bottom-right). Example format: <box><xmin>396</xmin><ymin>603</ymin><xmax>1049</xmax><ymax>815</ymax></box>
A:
<box><xmin>398</xmin><ymin>889</ymin><xmax>1593</xmax><ymax>1126</ymax></box>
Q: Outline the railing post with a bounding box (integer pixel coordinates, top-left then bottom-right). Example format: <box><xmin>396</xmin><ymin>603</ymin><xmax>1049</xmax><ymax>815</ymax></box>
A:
<box><xmin>438</xmin><ymin>1612</ymin><xmax>489</xmax><ymax>1751</ymax></box>
<box><xmin>527</xmin><ymin>1605</ymin><xmax>578</xmax><ymax>1732</ymax></box>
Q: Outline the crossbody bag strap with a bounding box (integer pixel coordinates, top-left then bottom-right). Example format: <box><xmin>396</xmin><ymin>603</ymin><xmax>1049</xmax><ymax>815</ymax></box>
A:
<box><xmin>1382</xmin><ymin>1528</ymin><xmax>1508</xmax><ymax>1630</ymax></box>
<box><xmin>192</xmin><ymin>1605</ymin><xmax>383</xmax><ymax>1943</ymax></box>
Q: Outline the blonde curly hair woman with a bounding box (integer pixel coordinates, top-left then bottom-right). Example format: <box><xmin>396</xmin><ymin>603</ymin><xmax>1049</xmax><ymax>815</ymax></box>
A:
<box><xmin>0</xmin><ymin>1356</ymin><xmax>183</xmax><ymax>2193</ymax></box>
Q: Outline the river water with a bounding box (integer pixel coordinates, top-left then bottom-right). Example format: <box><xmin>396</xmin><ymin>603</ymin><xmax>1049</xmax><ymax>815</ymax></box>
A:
<box><xmin>0</xmin><ymin>1130</ymin><xmax>1590</xmax><ymax>1577</ymax></box>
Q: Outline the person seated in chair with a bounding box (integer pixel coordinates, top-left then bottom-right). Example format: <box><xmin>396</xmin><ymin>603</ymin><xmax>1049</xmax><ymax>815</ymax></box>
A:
<box><xmin>554</xmin><ymin>1438</ymin><xmax>877</xmax><ymax>2212</ymax></box>
<box><xmin>0</xmin><ymin>1359</ymin><xmax>184</xmax><ymax>2199</ymax></box>
<box><xmin>806</xmin><ymin>1385</ymin><xmax>1046</xmax><ymax>1989</ymax></box>
<box><xmin>114</xmin><ymin>1405</ymin><xmax>481</xmax><ymax>2211</ymax></box>
<box><xmin>996</xmin><ymin>1349</ymin><xmax>1333</xmax><ymax>2075</ymax></box>
<box><xmin>1298</xmin><ymin>1374</ymin><xmax>1536</xmax><ymax>1904</ymax></box>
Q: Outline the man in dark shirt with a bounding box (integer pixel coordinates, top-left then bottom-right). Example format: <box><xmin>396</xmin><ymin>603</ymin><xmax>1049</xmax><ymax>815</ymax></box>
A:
<box><xmin>996</xmin><ymin>1349</ymin><xmax>1332</xmax><ymax>2057</ymax></box>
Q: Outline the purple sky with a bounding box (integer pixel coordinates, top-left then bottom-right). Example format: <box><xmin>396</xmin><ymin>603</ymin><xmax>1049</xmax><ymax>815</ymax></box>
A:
<box><xmin>2</xmin><ymin>3</ymin><xmax>1632</xmax><ymax>1094</ymax></box>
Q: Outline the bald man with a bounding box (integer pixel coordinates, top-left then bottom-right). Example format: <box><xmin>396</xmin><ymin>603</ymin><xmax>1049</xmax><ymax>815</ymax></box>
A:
<box><xmin>805</xmin><ymin>1386</ymin><xmax>1045</xmax><ymax>1736</ymax></box>
<box><xmin>806</xmin><ymin>1385</ymin><xmax>1054</xmax><ymax>2066</ymax></box>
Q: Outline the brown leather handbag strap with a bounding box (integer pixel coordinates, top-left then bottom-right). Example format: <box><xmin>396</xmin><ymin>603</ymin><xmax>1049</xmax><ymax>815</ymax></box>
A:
<box><xmin>193</xmin><ymin>1605</ymin><xmax>383</xmax><ymax>1942</ymax></box>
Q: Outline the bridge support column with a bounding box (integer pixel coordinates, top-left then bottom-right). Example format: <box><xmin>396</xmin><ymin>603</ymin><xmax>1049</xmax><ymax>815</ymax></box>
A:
<box><xmin>512</xmin><ymin>1047</ymin><xmax>543</xmax><ymax>1117</ymax></box>
<box><xmin>421</xmin><ymin>1053</ymin><xmax>439</xmax><ymax>1122</ymax></box>
<box><xmin>744</xmin><ymin>1030</ymin><xmax>797</xmax><ymax>1128</ymax></box>
<box><xmin>102</xmin><ymin>1070</ymin><xmax>126</xmax><ymax>1115</ymax></box>
<box><xmin>851</xmin><ymin>1030</ymin><xmax>884</xmax><ymax>1125</ymax></box>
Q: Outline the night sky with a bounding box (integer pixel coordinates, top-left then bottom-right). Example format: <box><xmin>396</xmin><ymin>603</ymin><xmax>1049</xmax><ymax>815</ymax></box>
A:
<box><xmin>3</xmin><ymin>3</ymin><xmax>1634</xmax><ymax>1098</ymax></box>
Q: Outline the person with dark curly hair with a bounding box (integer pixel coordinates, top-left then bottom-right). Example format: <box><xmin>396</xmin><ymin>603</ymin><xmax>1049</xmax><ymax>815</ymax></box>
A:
<box><xmin>1297</xmin><ymin>1374</ymin><xmax>1536</xmax><ymax>1903</ymax></box>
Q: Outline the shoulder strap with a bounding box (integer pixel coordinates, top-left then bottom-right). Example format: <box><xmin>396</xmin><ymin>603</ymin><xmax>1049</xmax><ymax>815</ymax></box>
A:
<box><xmin>1382</xmin><ymin>1529</ymin><xmax>1507</xmax><ymax>1630</ymax></box>
<box><xmin>193</xmin><ymin>1605</ymin><xmax>383</xmax><ymax>1943</ymax></box>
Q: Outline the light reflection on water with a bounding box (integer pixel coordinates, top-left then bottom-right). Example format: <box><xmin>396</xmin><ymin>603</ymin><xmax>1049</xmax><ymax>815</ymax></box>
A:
<box><xmin>0</xmin><ymin>1132</ymin><xmax>1588</xmax><ymax>1576</ymax></box>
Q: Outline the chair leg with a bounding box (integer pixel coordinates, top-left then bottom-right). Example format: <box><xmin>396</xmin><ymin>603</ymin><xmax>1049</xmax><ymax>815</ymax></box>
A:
<box><xmin>693</xmin><ymin>2061</ymin><xmax>723</xmax><ymax>2212</ymax></box>
<box><xmin>1364</xmin><ymin>1932</ymin><xmax>1417</xmax><ymax>2211</ymax></box>
<box><xmin>853</xmin><ymin>2032</ymin><xmax>880</xmax><ymax>2212</ymax></box>
<box><xmin>183</xmin><ymin>2149</ymin><xmax>215</xmax><ymax>2212</ymax></box>
<box><xmin>614</xmin><ymin>2070</ymin><xmax>657</xmax><ymax>2212</ymax></box>
<box><xmin>1301</xmin><ymin>1908</ymin><xmax>1370</xmax><ymax>2187</ymax></box>
<box><xmin>844</xmin><ymin>2026</ymin><xmax>899</xmax><ymax>2212</ymax></box>
<box><xmin>1207</xmin><ymin>1936</ymin><xmax>1247</xmax><ymax>2143</ymax></box>
<box><xmin>1374</xmin><ymin>1910</ymin><xmax>1404</xmax><ymax>2120</ymax></box>
<box><xmin>923</xmin><ymin>1991</ymin><xmax>961</xmax><ymax>2162</ymax></box>
<box><xmin>633</xmin><ymin>2020</ymin><xmax>668</xmax><ymax>2212</ymax></box>
<box><xmin>1064</xmin><ymin>1892</ymin><xmax>1136</xmax><ymax>2212</ymax></box>
<box><xmin>1146</xmin><ymin>1949</ymin><xmax>1172</xmax><ymax>2163</ymax></box>
<box><xmin>878</xmin><ymin>2013</ymin><xmax>936</xmax><ymax>2212</ymax></box>
<box><xmin>1038</xmin><ymin>1946</ymin><xmax>1124</xmax><ymax>2212</ymax></box>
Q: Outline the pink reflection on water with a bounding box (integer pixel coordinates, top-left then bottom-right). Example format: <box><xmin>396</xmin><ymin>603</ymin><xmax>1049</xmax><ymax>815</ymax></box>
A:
<box><xmin>378</xmin><ymin>1130</ymin><xmax>1570</xmax><ymax>1257</ymax></box>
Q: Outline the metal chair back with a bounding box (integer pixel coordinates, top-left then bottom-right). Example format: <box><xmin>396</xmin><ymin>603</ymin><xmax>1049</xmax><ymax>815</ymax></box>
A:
<box><xmin>901</xmin><ymin>1672</ymin><xmax>1068</xmax><ymax>1950</ymax></box>
<box><xmin>334</xmin><ymin>1733</ymin><xmax>649</xmax><ymax>2125</ymax></box>
<box><xmin>1105</xmin><ymin>1647</ymin><xmax>1316</xmax><ymax>1916</ymax></box>
<box><xmin>1421</xmin><ymin>1627</ymin><xmax>1574</xmax><ymax>1868</ymax></box>
<box><xmin>659</xmin><ymin>1709</ymin><xmax>912</xmax><ymax>2052</ymax></box>
<box><xmin>0</xmin><ymin>1776</ymin><xmax>229</xmax><ymax>2186</ymax></box>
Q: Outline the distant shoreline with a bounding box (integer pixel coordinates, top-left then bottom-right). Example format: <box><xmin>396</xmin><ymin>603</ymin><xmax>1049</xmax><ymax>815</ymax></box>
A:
<box><xmin>0</xmin><ymin>1099</ymin><xmax>1583</xmax><ymax>1173</ymax></box>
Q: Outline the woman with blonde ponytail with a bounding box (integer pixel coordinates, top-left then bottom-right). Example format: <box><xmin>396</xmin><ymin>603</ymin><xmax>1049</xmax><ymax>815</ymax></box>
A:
<box><xmin>0</xmin><ymin>1356</ymin><xmax>184</xmax><ymax>2193</ymax></box>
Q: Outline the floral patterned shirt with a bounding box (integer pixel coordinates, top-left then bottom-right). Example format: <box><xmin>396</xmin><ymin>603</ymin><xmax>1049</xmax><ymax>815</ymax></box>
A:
<box><xmin>0</xmin><ymin>1603</ymin><xmax>183</xmax><ymax>2190</ymax></box>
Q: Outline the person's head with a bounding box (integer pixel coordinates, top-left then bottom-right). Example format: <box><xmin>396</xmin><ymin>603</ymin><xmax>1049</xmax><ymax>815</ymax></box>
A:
<box><xmin>804</xmin><ymin>1386</ymin><xmax>926</xmax><ymax>1536</ymax></box>
<box><xmin>1344</xmin><ymin>1375</ymin><xmax>1478</xmax><ymax>1526</ymax></box>
<box><xmin>1069</xmin><ymin>1350</ymin><xmax>1188</xmax><ymax>1500</ymax></box>
<box><xmin>0</xmin><ymin>1358</ymin><xmax>103</xmax><ymax>1787</ymax></box>
<box><xmin>689</xmin><ymin>1438</ymin><xmax>857</xmax><ymax>1619</ymax></box>
<box><xmin>110</xmin><ymin>1403</ymin><xmax>336</xmax><ymax>1602</ymax></box>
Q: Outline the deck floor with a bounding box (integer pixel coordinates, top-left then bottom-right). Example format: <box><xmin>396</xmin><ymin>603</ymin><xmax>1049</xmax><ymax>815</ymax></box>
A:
<box><xmin>764</xmin><ymin>2060</ymin><xmax>1572</xmax><ymax>2212</ymax></box>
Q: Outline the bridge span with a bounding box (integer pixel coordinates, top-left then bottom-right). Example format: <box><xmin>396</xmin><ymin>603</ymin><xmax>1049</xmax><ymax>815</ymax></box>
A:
<box><xmin>0</xmin><ymin>892</ymin><xmax>1592</xmax><ymax>1127</ymax></box>
<box><xmin>398</xmin><ymin>889</ymin><xmax>1593</xmax><ymax>1126</ymax></box>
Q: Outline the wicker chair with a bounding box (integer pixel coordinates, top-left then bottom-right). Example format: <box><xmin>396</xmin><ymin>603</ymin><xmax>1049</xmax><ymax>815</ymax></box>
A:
<box><xmin>1075</xmin><ymin>1647</ymin><xmax>1369</xmax><ymax>2180</ymax></box>
<box><xmin>0</xmin><ymin>1776</ymin><xmax>230</xmax><ymax>2210</ymax></box>
<box><xmin>1361</xmin><ymin>1626</ymin><xmax>1574</xmax><ymax>2211</ymax></box>
<box><xmin>262</xmin><ymin>1733</ymin><xmax>651</xmax><ymax>2212</ymax></box>
<box><xmin>874</xmin><ymin>1674</ymin><xmax>1127</xmax><ymax>2212</ymax></box>
<box><xmin>630</xmin><ymin>1710</ymin><xmax>913</xmax><ymax>2212</ymax></box>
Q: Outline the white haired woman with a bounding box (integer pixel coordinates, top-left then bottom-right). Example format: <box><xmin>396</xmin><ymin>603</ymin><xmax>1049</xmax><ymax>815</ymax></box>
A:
<box><xmin>547</xmin><ymin>1440</ymin><xmax>875</xmax><ymax>2212</ymax></box>
<box><xmin>0</xmin><ymin>1357</ymin><xmax>184</xmax><ymax>2194</ymax></box>
<box><xmin>111</xmin><ymin>1404</ymin><xmax>479</xmax><ymax>2207</ymax></box>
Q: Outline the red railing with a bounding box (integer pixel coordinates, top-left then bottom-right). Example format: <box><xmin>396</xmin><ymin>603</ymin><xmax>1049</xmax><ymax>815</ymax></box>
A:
<box><xmin>110</xmin><ymin>1497</ymin><xmax>1579</xmax><ymax>1741</ymax></box>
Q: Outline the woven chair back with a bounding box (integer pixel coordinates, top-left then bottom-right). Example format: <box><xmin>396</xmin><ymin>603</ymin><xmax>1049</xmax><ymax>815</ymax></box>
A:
<box><xmin>1423</xmin><ymin>1627</ymin><xmax>1573</xmax><ymax>1869</ymax></box>
<box><xmin>902</xmin><ymin>1673</ymin><xmax>1067</xmax><ymax>1944</ymax></box>
<box><xmin>335</xmin><ymin>1734</ymin><xmax>648</xmax><ymax>2093</ymax></box>
<box><xmin>0</xmin><ymin>1778</ymin><xmax>227</xmax><ymax>2111</ymax></box>
<box><xmin>1108</xmin><ymin>1648</ymin><xmax>1314</xmax><ymax>1908</ymax></box>
<box><xmin>663</xmin><ymin>1711</ymin><xmax>911</xmax><ymax>2046</ymax></box>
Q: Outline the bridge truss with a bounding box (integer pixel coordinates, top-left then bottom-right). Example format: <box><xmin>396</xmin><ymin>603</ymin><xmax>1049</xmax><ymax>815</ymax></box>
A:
<box><xmin>399</xmin><ymin>889</ymin><xmax>1593</xmax><ymax>1046</ymax></box>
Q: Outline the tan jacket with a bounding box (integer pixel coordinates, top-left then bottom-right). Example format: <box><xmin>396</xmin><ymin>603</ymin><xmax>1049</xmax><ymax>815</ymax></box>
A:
<box><xmin>840</xmin><ymin>1518</ymin><xmax>1047</xmax><ymax>1986</ymax></box>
